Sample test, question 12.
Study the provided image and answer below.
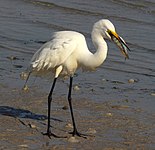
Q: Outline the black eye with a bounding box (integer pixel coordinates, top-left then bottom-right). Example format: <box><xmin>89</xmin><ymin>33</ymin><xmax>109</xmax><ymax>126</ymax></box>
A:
<box><xmin>107</xmin><ymin>30</ymin><xmax>113</xmax><ymax>36</ymax></box>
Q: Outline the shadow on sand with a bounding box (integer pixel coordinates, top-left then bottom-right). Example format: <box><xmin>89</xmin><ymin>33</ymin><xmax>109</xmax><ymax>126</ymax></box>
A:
<box><xmin>0</xmin><ymin>106</ymin><xmax>63</xmax><ymax>122</ymax></box>
<box><xmin>0</xmin><ymin>105</ymin><xmax>47</xmax><ymax>120</ymax></box>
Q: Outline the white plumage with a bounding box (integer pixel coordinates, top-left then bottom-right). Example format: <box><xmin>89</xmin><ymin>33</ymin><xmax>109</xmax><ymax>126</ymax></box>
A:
<box><xmin>30</xmin><ymin>31</ymin><xmax>86</xmax><ymax>77</ymax></box>
<box><xmin>30</xmin><ymin>19</ymin><xmax>128</xmax><ymax>78</ymax></box>
<box><xmin>26</xmin><ymin>19</ymin><xmax>130</xmax><ymax>138</ymax></box>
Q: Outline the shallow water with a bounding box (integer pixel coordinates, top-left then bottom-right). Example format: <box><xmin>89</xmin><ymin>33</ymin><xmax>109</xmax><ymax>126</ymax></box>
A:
<box><xmin>0</xmin><ymin>0</ymin><xmax>155</xmax><ymax>148</ymax></box>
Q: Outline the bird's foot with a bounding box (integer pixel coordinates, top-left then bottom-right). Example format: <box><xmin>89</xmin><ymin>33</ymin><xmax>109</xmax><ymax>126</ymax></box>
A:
<box><xmin>42</xmin><ymin>131</ymin><xmax>67</xmax><ymax>139</ymax></box>
<box><xmin>69</xmin><ymin>130</ymin><xmax>88</xmax><ymax>139</ymax></box>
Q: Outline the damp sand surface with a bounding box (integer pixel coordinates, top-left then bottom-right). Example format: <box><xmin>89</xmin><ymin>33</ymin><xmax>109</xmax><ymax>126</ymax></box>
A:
<box><xmin>0</xmin><ymin>0</ymin><xmax>155</xmax><ymax>149</ymax></box>
<box><xmin>0</xmin><ymin>88</ymin><xmax>155</xmax><ymax>149</ymax></box>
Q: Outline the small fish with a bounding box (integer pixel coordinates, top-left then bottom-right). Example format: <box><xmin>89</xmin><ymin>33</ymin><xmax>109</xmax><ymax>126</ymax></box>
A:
<box><xmin>107</xmin><ymin>29</ymin><xmax>130</xmax><ymax>59</ymax></box>
<box><xmin>112</xmin><ymin>35</ymin><xmax>130</xmax><ymax>59</ymax></box>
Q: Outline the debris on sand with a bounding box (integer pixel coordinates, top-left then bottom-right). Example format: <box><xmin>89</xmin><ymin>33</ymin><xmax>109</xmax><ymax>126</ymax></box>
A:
<box><xmin>22</xmin><ymin>85</ymin><xmax>29</xmax><ymax>91</ymax></box>
<box><xmin>65</xmin><ymin>123</ymin><xmax>73</xmax><ymax>129</ymax></box>
<box><xmin>86</xmin><ymin>128</ymin><xmax>97</xmax><ymax>134</ymax></box>
<box><xmin>73</xmin><ymin>85</ymin><xmax>80</xmax><ymax>91</ymax></box>
<box><xmin>105</xmin><ymin>112</ymin><xmax>113</xmax><ymax>117</ymax></box>
<box><xmin>68</xmin><ymin>137</ymin><xmax>79</xmax><ymax>143</ymax></box>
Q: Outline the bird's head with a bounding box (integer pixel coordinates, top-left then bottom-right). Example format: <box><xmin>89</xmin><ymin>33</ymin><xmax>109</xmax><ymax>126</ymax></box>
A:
<box><xmin>94</xmin><ymin>19</ymin><xmax>130</xmax><ymax>59</ymax></box>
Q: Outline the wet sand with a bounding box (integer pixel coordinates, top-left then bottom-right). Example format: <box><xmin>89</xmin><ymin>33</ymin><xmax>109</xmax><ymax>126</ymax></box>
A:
<box><xmin>0</xmin><ymin>0</ymin><xmax>155</xmax><ymax>149</ymax></box>
<box><xmin>1</xmin><ymin>77</ymin><xmax>155</xmax><ymax>149</ymax></box>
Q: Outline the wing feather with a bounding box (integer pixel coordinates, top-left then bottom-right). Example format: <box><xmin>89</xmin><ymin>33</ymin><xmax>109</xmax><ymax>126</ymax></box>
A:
<box><xmin>30</xmin><ymin>33</ymin><xmax>76</xmax><ymax>72</ymax></box>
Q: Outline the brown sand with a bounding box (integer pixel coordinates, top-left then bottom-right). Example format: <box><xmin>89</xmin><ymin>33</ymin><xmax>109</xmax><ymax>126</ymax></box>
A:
<box><xmin>0</xmin><ymin>84</ymin><xmax>154</xmax><ymax>150</ymax></box>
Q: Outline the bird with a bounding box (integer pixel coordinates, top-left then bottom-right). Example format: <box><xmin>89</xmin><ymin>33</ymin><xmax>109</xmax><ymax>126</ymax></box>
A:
<box><xmin>25</xmin><ymin>19</ymin><xmax>130</xmax><ymax>138</ymax></box>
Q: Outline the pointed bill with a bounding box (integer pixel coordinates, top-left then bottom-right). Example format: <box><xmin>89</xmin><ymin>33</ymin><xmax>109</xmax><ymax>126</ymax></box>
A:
<box><xmin>107</xmin><ymin>30</ymin><xmax>130</xmax><ymax>59</ymax></box>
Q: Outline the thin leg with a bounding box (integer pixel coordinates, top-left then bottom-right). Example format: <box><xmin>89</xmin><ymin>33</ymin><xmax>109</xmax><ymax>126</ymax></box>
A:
<box><xmin>23</xmin><ymin>71</ymin><xmax>31</xmax><ymax>88</ymax></box>
<box><xmin>68</xmin><ymin>77</ymin><xmax>86</xmax><ymax>138</ymax></box>
<box><xmin>43</xmin><ymin>78</ymin><xmax>59</xmax><ymax>138</ymax></box>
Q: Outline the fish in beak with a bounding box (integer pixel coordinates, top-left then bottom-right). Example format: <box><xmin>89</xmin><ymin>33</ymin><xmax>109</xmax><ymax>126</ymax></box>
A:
<box><xmin>107</xmin><ymin>29</ymin><xmax>130</xmax><ymax>59</ymax></box>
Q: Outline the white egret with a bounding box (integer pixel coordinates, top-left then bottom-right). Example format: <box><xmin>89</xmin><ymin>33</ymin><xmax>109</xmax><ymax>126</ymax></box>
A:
<box><xmin>25</xmin><ymin>19</ymin><xmax>130</xmax><ymax>138</ymax></box>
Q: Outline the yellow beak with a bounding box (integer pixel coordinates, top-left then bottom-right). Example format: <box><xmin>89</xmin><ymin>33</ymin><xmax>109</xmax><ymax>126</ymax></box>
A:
<box><xmin>107</xmin><ymin>30</ymin><xmax>130</xmax><ymax>59</ymax></box>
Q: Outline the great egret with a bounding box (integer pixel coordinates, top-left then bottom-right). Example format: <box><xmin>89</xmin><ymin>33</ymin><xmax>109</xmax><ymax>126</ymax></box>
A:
<box><xmin>25</xmin><ymin>19</ymin><xmax>130</xmax><ymax>138</ymax></box>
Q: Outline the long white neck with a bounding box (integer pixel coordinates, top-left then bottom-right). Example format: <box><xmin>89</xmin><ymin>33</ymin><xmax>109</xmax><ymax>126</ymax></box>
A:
<box><xmin>82</xmin><ymin>28</ymin><xmax>108</xmax><ymax>70</ymax></box>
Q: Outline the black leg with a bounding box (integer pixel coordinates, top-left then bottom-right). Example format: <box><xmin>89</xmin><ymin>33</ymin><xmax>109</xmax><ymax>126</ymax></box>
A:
<box><xmin>43</xmin><ymin>78</ymin><xmax>59</xmax><ymax>138</ymax></box>
<box><xmin>68</xmin><ymin>77</ymin><xmax>86</xmax><ymax>138</ymax></box>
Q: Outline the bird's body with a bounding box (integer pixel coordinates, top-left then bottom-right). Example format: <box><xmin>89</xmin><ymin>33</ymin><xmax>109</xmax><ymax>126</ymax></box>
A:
<box><xmin>26</xmin><ymin>19</ymin><xmax>130</xmax><ymax>138</ymax></box>
<box><xmin>30</xmin><ymin>30</ymin><xmax>107</xmax><ymax>78</ymax></box>
<box><xmin>31</xmin><ymin>31</ymin><xmax>87</xmax><ymax>76</ymax></box>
